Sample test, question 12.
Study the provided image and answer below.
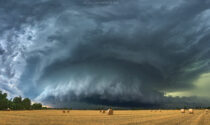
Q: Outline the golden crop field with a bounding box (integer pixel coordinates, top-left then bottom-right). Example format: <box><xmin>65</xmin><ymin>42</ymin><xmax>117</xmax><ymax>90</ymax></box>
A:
<box><xmin>0</xmin><ymin>110</ymin><xmax>210</xmax><ymax>125</ymax></box>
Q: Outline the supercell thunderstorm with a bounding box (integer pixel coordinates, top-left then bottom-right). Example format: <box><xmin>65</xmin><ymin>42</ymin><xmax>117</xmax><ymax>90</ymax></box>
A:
<box><xmin>1</xmin><ymin>0</ymin><xmax>210</xmax><ymax>108</ymax></box>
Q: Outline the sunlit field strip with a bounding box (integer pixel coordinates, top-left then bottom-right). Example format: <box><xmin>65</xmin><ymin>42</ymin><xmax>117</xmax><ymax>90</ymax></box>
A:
<box><xmin>0</xmin><ymin>110</ymin><xmax>210</xmax><ymax>125</ymax></box>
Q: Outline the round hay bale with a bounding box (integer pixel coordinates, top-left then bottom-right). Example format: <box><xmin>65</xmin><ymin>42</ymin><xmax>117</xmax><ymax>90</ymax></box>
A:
<box><xmin>102</xmin><ymin>110</ymin><xmax>106</xmax><ymax>113</ymax></box>
<box><xmin>107</xmin><ymin>109</ymin><xmax>113</xmax><ymax>115</ymax></box>
<box><xmin>67</xmin><ymin>110</ymin><xmax>70</xmax><ymax>113</ymax></box>
<box><xmin>189</xmin><ymin>109</ymin><xmax>193</xmax><ymax>114</ymax></box>
<box><xmin>180</xmin><ymin>109</ymin><xmax>185</xmax><ymax>113</ymax></box>
<box><xmin>205</xmin><ymin>109</ymin><xmax>208</xmax><ymax>113</ymax></box>
<box><xmin>63</xmin><ymin>110</ymin><xmax>66</xmax><ymax>113</ymax></box>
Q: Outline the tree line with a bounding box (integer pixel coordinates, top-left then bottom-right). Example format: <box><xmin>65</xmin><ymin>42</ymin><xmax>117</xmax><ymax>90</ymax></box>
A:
<box><xmin>0</xmin><ymin>91</ymin><xmax>43</xmax><ymax>110</ymax></box>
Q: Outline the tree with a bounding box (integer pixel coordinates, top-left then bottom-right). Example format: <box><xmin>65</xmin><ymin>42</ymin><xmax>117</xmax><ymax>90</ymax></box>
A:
<box><xmin>12</xmin><ymin>96</ymin><xmax>23</xmax><ymax>110</ymax></box>
<box><xmin>0</xmin><ymin>91</ymin><xmax>9</xmax><ymax>110</ymax></box>
<box><xmin>0</xmin><ymin>91</ymin><xmax>44</xmax><ymax>110</ymax></box>
<box><xmin>32</xmin><ymin>103</ymin><xmax>42</xmax><ymax>110</ymax></box>
<box><xmin>22</xmin><ymin>98</ymin><xmax>31</xmax><ymax>110</ymax></box>
<box><xmin>8</xmin><ymin>99</ymin><xmax>13</xmax><ymax>109</ymax></box>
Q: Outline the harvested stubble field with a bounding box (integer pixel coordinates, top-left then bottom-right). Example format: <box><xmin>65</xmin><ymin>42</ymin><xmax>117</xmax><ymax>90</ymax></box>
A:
<box><xmin>0</xmin><ymin>110</ymin><xmax>209</xmax><ymax>125</ymax></box>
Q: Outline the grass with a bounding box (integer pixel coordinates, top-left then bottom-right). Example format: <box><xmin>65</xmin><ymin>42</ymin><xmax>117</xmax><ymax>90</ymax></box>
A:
<box><xmin>0</xmin><ymin>110</ymin><xmax>210</xmax><ymax>125</ymax></box>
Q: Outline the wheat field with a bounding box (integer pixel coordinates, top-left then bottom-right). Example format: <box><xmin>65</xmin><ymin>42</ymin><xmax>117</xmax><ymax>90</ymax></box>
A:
<box><xmin>0</xmin><ymin>110</ymin><xmax>209</xmax><ymax>125</ymax></box>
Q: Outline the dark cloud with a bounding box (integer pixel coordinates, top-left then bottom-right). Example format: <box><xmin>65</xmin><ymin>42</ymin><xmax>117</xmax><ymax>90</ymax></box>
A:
<box><xmin>1</xmin><ymin>0</ymin><xmax>210</xmax><ymax>108</ymax></box>
<box><xmin>0</xmin><ymin>46</ymin><xmax>5</xmax><ymax>55</ymax></box>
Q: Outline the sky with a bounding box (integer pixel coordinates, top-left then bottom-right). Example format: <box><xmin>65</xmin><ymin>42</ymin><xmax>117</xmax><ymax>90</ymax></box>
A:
<box><xmin>0</xmin><ymin>0</ymin><xmax>210</xmax><ymax>109</ymax></box>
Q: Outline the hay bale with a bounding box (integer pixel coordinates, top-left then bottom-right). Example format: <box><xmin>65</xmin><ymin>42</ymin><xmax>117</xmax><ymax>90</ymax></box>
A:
<box><xmin>189</xmin><ymin>109</ymin><xmax>193</xmax><ymax>114</ymax></box>
<box><xmin>102</xmin><ymin>110</ymin><xmax>105</xmax><ymax>113</ymax></box>
<box><xmin>205</xmin><ymin>109</ymin><xmax>208</xmax><ymax>113</ymax></box>
<box><xmin>67</xmin><ymin>110</ymin><xmax>70</xmax><ymax>113</ymax></box>
<box><xmin>180</xmin><ymin>109</ymin><xmax>185</xmax><ymax>113</ymax></box>
<box><xmin>63</xmin><ymin>110</ymin><xmax>66</xmax><ymax>113</ymax></box>
<box><xmin>107</xmin><ymin>108</ymin><xmax>113</xmax><ymax>115</ymax></box>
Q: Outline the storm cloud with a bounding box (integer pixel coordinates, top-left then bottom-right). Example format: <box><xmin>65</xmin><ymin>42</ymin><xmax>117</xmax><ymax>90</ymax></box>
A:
<box><xmin>1</xmin><ymin>0</ymin><xmax>210</xmax><ymax>108</ymax></box>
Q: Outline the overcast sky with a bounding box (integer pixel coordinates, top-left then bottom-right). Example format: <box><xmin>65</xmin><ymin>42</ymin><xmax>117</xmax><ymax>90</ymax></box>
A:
<box><xmin>0</xmin><ymin>0</ymin><xmax>210</xmax><ymax>108</ymax></box>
